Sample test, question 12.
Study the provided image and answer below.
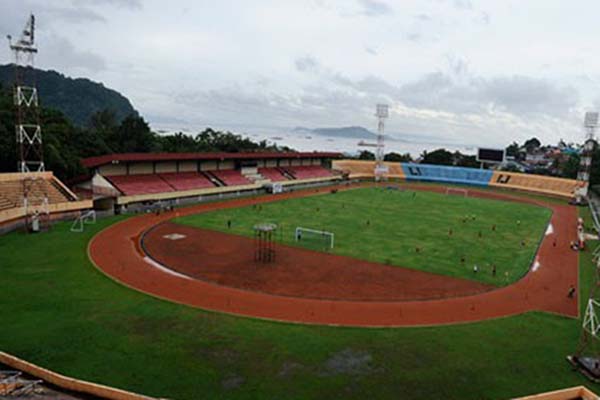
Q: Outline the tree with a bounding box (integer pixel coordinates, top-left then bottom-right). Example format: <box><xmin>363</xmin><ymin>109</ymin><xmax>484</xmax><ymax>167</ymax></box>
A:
<box><xmin>384</xmin><ymin>152</ymin><xmax>411</xmax><ymax>162</ymax></box>
<box><xmin>505</xmin><ymin>142</ymin><xmax>520</xmax><ymax>157</ymax></box>
<box><xmin>455</xmin><ymin>154</ymin><xmax>479</xmax><ymax>168</ymax></box>
<box><xmin>560</xmin><ymin>154</ymin><xmax>580</xmax><ymax>179</ymax></box>
<box><xmin>422</xmin><ymin>148</ymin><xmax>453</xmax><ymax>165</ymax></box>
<box><xmin>524</xmin><ymin>137</ymin><xmax>541</xmax><ymax>152</ymax></box>
<box><xmin>357</xmin><ymin>150</ymin><xmax>375</xmax><ymax>160</ymax></box>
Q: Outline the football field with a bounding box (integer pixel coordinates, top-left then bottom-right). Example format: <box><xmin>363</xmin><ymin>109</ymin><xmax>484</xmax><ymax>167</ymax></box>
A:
<box><xmin>175</xmin><ymin>187</ymin><xmax>551</xmax><ymax>285</ymax></box>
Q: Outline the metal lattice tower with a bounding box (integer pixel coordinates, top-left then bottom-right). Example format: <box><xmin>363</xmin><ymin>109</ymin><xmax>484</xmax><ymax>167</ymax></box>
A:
<box><xmin>569</xmin><ymin>261</ymin><xmax>600</xmax><ymax>382</ymax></box>
<box><xmin>576</xmin><ymin>112</ymin><xmax>598</xmax><ymax>201</ymax></box>
<box><xmin>7</xmin><ymin>14</ymin><xmax>44</xmax><ymax>173</ymax></box>
<box><xmin>374</xmin><ymin>104</ymin><xmax>389</xmax><ymax>181</ymax></box>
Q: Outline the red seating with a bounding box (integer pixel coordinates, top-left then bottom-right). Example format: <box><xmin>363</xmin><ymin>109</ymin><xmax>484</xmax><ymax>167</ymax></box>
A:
<box><xmin>286</xmin><ymin>166</ymin><xmax>333</xmax><ymax>180</ymax></box>
<box><xmin>158</xmin><ymin>172</ymin><xmax>215</xmax><ymax>191</ymax></box>
<box><xmin>106</xmin><ymin>174</ymin><xmax>174</xmax><ymax>195</ymax></box>
<box><xmin>258</xmin><ymin>168</ymin><xmax>288</xmax><ymax>182</ymax></box>
<box><xmin>210</xmin><ymin>170</ymin><xmax>251</xmax><ymax>186</ymax></box>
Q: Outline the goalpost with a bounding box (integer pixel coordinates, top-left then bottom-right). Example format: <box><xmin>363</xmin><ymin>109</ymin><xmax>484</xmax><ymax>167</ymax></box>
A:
<box><xmin>295</xmin><ymin>227</ymin><xmax>334</xmax><ymax>250</ymax></box>
<box><xmin>445</xmin><ymin>187</ymin><xmax>469</xmax><ymax>197</ymax></box>
<box><xmin>70</xmin><ymin>210</ymin><xmax>97</xmax><ymax>232</ymax></box>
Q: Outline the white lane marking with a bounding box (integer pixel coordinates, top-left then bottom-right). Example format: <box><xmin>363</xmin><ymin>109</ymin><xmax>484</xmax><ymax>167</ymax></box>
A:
<box><xmin>163</xmin><ymin>233</ymin><xmax>186</xmax><ymax>240</ymax></box>
<box><xmin>545</xmin><ymin>224</ymin><xmax>554</xmax><ymax>236</ymax></box>
<box><xmin>532</xmin><ymin>259</ymin><xmax>541</xmax><ymax>272</ymax></box>
<box><xmin>144</xmin><ymin>256</ymin><xmax>192</xmax><ymax>280</ymax></box>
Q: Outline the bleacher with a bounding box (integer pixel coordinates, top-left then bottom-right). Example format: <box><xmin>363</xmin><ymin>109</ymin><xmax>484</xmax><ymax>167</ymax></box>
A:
<box><xmin>158</xmin><ymin>172</ymin><xmax>215</xmax><ymax>191</ymax></box>
<box><xmin>0</xmin><ymin>172</ymin><xmax>92</xmax><ymax>228</ymax></box>
<box><xmin>258</xmin><ymin>167</ymin><xmax>289</xmax><ymax>182</ymax></box>
<box><xmin>332</xmin><ymin>160</ymin><xmax>382</xmax><ymax>178</ymax></box>
<box><xmin>209</xmin><ymin>170</ymin><xmax>251</xmax><ymax>186</ymax></box>
<box><xmin>402</xmin><ymin>163</ymin><xmax>493</xmax><ymax>186</ymax></box>
<box><xmin>0</xmin><ymin>177</ymin><xmax>74</xmax><ymax>205</ymax></box>
<box><xmin>0</xmin><ymin>194</ymin><xmax>14</xmax><ymax>211</ymax></box>
<box><xmin>332</xmin><ymin>159</ymin><xmax>579</xmax><ymax>198</ymax></box>
<box><xmin>285</xmin><ymin>166</ymin><xmax>333</xmax><ymax>180</ymax></box>
<box><xmin>489</xmin><ymin>171</ymin><xmax>581</xmax><ymax>198</ymax></box>
<box><xmin>105</xmin><ymin>174</ymin><xmax>174</xmax><ymax>196</ymax></box>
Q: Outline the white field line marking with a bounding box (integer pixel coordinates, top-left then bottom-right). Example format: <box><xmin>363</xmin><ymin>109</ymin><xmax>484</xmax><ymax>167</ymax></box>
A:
<box><xmin>532</xmin><ymin>259</ymin><xmax>541</xmax><ymax>272</ymax></box>
<box><xmin>143</xmin><ymin>256</ymin><xmax>192</xmax><ymax>280</ymax></box>
<box><xmin>545</xmin><ymin>224</ymin><xmax>554</xmax><ymax>236</ymax></box>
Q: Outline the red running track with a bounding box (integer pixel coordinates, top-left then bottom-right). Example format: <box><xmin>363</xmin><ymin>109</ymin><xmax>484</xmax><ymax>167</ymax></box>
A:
<box><xmin>88</xmin><ymin>184</ymin><xmax>579</xmax><ymax>327</ymax></box>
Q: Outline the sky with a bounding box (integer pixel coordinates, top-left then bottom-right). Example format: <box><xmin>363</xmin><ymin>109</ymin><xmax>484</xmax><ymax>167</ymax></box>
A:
<box><xmin>1</xmin><ymin>0</ymin><xmax>599</xmax><ymax>151</ymax></box>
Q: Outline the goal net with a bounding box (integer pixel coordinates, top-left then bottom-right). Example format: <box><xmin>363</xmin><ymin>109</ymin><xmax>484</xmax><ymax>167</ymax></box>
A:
<box><xmin>70</xmin><ymin>210</ymin><xmax>97</xmax><ymax>232</ymax></box>
<box><xmin>295</xmin><ymin>227</ymin><xmax>334</xmax><ymax>251</ymax></box>
<box><xmin>445</xmin><ymin>187</ymin><xmax>469</xmax><ymax>197</ymax></box>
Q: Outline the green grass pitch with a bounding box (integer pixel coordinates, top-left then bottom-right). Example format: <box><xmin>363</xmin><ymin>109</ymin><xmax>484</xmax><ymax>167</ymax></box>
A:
<box><xmin>0</xmin><ymin>207</ymin><xmax>596</xmax><ymax>399</ymax></box>
<box><xmin>174</xmin><ymin>187</ymin><xmax>552</xmax><ymax>285</ymax></box>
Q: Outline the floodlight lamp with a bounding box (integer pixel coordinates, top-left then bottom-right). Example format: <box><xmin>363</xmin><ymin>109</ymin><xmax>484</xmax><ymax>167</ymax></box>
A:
<box><xmin>376</xmin><ymin>104</ymin><xmax>389</xmax><ymax>119</ymax></box>
<box><xmin>584</xmin><ymin>112</ymin><xmax>599</xmax><ymax>128</ymax></box>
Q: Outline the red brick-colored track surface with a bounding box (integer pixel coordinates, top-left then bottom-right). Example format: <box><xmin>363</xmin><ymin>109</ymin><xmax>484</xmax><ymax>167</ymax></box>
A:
<box><xmin>143</xmin><ymin>222</ymin><xmax>492</xmax><ymax>301</ymax></box>
<box><xmin>88</xmin><ymin>184</ymin><xmax>579</xmax><ymax>327</ymax></box>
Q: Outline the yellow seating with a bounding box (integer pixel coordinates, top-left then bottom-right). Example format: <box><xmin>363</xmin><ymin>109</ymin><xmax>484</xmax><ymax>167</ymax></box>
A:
<box><xmin>332</xmin><ymin>160</ymin><xmax>405</xmax><ymax>179</ymax></box>
<box><xmin>490</xmin><ymin>171</ymin><xmax>580</xmax><ymax>198</ymax></box>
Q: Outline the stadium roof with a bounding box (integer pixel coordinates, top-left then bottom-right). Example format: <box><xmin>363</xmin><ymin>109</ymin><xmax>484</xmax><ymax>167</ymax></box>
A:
<box><xmin>81</xmin><ymin>151</ymin><xmax>343</xmax><ymax>169</ymax></box>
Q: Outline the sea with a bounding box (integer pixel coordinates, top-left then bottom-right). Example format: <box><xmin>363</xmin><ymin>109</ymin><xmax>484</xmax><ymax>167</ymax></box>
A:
<box><xmin>149</xmin><ymin>122</ymin><xmax>478</xmax><ymax>158</ymax></box>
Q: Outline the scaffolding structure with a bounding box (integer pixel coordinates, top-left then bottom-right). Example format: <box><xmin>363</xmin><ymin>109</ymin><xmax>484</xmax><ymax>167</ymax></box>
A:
<box><xmin>7</xmin><ymin>14</ymin><xmax>49</xmax><ymax>231</ymax></box>
<box><xmin>569</xmin><ymin>261</ymin><xmax>600</xmax><ymax>382</ymax></box>
<box><xmin>254</xmin><ymin>223</ymin><xmax>277</xmax><ymax>263</ymax></box>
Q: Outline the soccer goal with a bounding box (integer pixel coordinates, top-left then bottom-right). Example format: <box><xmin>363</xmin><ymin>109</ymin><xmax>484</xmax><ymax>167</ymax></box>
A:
<box><xmin>295</xmin><ymin>227</ymin><xmax>334</xmax><ymax>250</ymax></box>
<box><xmin>70</xmin><ymin>210</ymin><xmax>97</xmax><ymax>233</ymax></box>
<box><xmin>445</xmin><ymin>187</ymin><xmax>469</xmax><ymax>197</ymax></box>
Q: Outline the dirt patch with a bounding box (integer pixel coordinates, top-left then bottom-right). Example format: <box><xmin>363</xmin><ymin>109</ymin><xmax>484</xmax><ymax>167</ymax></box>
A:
<box><xmin>143</xmin><ymin>222</ymin><xmax>492</xmax><ymax>302</ymax></box>
<box><xmin>319</xmin><ymin>349</ymin><xmax>376</xmax><ymax>376</ymax></box>
<box><xmin>221</xmin><ymin>374</ymin><xmax>245</xmax><ymax>390</ymax></box>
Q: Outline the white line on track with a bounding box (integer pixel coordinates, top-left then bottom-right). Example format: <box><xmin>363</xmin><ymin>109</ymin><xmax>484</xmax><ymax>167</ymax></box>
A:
<box><xmin>143</xmin><ymin>256</ymin><xmax>193</xmax><ymax>280</ymax></box>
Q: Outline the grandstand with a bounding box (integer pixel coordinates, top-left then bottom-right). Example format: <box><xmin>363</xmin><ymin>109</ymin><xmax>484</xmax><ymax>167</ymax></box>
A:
<box><xmin>332</xmin><ymin>160</ymin><xmax>581</xmax><ymax>198</ymax></box>
<box><xmin>0</xmin><ymin>172</ymin><xmax>93</xmax><ymax>231</ymax></box>
<box><xmin>76</xmin><ymin>152</ymin><xmax>342</xmax><ymax>210</ymax></box>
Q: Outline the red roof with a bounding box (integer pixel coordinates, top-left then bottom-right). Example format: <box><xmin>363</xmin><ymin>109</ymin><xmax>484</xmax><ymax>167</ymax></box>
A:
<box><xmin>81</xmin><ymin>151</ymin><xmax>342</xmax><ymax>169</ymax></box>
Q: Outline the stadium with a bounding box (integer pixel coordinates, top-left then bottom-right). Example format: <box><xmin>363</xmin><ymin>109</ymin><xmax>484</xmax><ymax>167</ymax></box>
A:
<box><xmin>2</xmin><ymin>148</ymin><xmax>600</xmax><ymax>399</ymax></box>
<box><xmin>3</xmin><ymin>7</ymin><xmax>600</xmax><ymax>400</ymax></box>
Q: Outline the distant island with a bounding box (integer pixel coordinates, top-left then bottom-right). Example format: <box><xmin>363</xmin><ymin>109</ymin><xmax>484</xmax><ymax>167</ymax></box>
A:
<box><xmin>293</xmin><ymin>126</ymin><xmax>380</xmax><ymax>139</ymax></box>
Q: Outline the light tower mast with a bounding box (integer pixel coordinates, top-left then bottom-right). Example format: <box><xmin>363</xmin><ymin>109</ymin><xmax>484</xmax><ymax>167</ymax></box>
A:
<box><xmin>374</xmin><ymin>104</ymin><xmax>389</xmax><ymax>181</ymax></box>
<box><xmin>575</xmin><ymin>112</ymin><xmax>598</xmax><ymax>204</ymax></box>
<box><xmin>7</xmin><ymin>14</ymin><xmax>49</xmax><ymax>232</ymax></box>
<box><xmin>7</xmin><ymin>14</ymin><xmax>43</xmax><ymax>173</ymax></box>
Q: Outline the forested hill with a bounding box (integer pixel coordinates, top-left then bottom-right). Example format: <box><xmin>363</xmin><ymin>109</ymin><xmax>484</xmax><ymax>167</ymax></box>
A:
<box><xmin>0</xmin><ymin>64</ymin><xmax>138</xmax><ymax>126</ymax></box>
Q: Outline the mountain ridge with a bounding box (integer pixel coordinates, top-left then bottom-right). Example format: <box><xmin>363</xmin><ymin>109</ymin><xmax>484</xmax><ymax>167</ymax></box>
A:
<box><xmin>0</xmin><ymin>64</ymin><xmax>138</xmax><ymax>126</ymax></box>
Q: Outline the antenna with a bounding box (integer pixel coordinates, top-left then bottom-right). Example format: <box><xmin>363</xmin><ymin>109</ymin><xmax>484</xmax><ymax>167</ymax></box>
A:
<box><xmin>575</xmin><ymin>111</ymin><xmax>598</xmax><ymax>203</ymax></box>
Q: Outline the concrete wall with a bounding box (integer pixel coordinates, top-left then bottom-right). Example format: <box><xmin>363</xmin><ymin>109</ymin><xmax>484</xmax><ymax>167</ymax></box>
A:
<box><xmin>98</xmin><ymin>163</ymin><xmax>127</xmax><ymax>176</ymax></box>
<box><xmin>129</xmin><ymin>162</ymin><xmax>153</xmax><ymax>175</ymax></box>
<box><xmin>179</xmin><ymin>161</ymin><xmax>197</xmax><ymax>172</ymax></box>
<box><xmin>155</xmin><ymin>161</ymin><xmax>177</xmax><ymax>173</ymax></box>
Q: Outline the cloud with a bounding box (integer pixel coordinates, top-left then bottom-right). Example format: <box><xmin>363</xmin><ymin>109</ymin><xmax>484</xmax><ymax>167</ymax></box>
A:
<box><xmin>76</xmin><ymin>0</ymin><xmax>142</xmax><ymax>10</ymax></box>
<box><xmin>43</xmin><ymin>35</ymin><xmax>107</xmax><ymax>73</ymax></box>
<box><xmin>295</xmin><ymin>56</ymin><xmax>319</xmax><ymax>72</ymax></box>
<box><xmin>357</xmin><ymin>0</ymin><xmax>393</xmax><ymax>17</ymax></box>
<box><xmin>364</xmin><ymin>46</ymin><xmax>378</xmax><ymax>55</ymax></box>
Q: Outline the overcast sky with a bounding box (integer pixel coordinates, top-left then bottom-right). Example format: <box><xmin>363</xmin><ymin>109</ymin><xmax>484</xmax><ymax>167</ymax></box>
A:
<box><xmin>1</xmin><ymin>0</ymin><xmax>599</xmax><ymax>149</ymax></box>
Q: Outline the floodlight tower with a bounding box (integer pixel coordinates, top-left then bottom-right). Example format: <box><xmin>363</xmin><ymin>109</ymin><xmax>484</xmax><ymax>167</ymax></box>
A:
<box><xmin>374</xmin><ymin>104</ymin><xmax>389</xmax><ymax>181</ymax></box>
<box><xmin>569</xmin><ymin>262</ymin><xmax>600</xmax><ymax>382</ymax></box>
<box><xmin>575</xmin><ymin>112</ymin><xmax>598</xmax><ymax>204</ymax></box>
<box><xmin>7</xmin><ymin>14</ymin><xmax>44</xmax><ymax>173</ymax></box>
<box><xmin>7</xmin><ymin>14</ymin><xmax>49</xmax><ymax>231</ymax></box>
